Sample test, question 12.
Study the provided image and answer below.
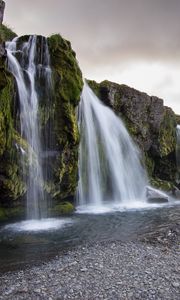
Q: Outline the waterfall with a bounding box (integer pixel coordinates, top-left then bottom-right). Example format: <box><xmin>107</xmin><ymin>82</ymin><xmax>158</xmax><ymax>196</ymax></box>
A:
<box><xmin>6</xmin><ymin>36</ymin><xmax>52</xmax><ymax>219</ymax></box>
<box><xmin>77</xmin><ymin>83</ymin><xmax>148</xmax><ymax>210</ymax></box>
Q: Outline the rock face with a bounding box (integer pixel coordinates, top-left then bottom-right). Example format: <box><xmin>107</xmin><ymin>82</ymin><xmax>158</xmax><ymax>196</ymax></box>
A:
<box><xmin>0</xmin><ymin>0</ymin><xmax>5</xmax><ymax>24</ymax></box>
<box><xmin>0</xmin><ymin>43</ymin><xmax>26</xmax><ymax>207</ymax></box>
<box><xmin>0</xmin><ymin>33</ymin><xmax>83</xmax><ymax>217</ymax></box>
<box><xmin>88</xmin><ymin>80</ymin><xmax>178</xmax><ymax>191</ymax></box>
<box><xmin>46</xmin><ymin>34</ymin><xmax>83</xmax><ymax>201</ymax></box>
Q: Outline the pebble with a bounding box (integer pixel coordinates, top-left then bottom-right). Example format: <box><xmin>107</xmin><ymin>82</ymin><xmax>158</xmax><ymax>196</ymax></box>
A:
<box><xmin>172</xmin><ymin>282</ymin><xmax>180</xmax><ymax>288</ymax></box>
<box><xmin>0</xmin><ymin>235</ymin><xmax>179</xmax><ymax>300</ymax></box>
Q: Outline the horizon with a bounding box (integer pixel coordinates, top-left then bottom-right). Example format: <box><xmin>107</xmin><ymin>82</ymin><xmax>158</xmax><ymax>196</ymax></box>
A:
<box><xmin>4</xmin><ymin>0</ymin><xmax>180</xmax><ymax>114</ymax></box>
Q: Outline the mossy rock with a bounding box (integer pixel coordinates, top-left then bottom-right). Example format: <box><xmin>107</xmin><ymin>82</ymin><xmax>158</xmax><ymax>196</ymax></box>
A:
<box><xmin>47</xmin><ymin>34</ymin><xmax>83</xmax><ymax>201</ymax></box>
<box><xmin>0</xmin><ymin>206</ymin><xmax>24</xmax><ymax>222</ymax></box>
<box><xmin>144</xmin><ymin>153</ymin><xmax>155</xmax><ymax>177</ymax></box>
<box><xmin>158</xmin><ymin>107</ymin><xmax>176</xmax><ymax>157</ymax></box>
<box><xmin>0</xmin><ymin>72</ymin><xmax>14</xmax><ymax>154</ymax></box>
<box><xmin>0</xmin><ymin>207</ymin><xmax>7</xmax><ymax>221</ymax></box>
<box><xmin>0</xmin><ymin>24</ymin><xmax>17</xmax><ymax>42</ymax></box>
<box><xmin>176</xmin><ymin>114</ymin><xmax>180</xmax><ymax>125</ymax></box>
<box><xmin>51</xmin><ymin>201</ymin><xmax>75</xmax><ymax>216</ymax></box>
<box><xmin>150</xmin><ymin>177</ymin><xmax>174</xmax><ymax>192</ymax></box>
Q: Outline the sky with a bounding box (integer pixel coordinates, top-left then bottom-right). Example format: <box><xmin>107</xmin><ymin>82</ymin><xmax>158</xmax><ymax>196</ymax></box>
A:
<box><xmin>4</xmin><ymin>0</ymin><xmax>180</xmax><ymax>114</ymax></box>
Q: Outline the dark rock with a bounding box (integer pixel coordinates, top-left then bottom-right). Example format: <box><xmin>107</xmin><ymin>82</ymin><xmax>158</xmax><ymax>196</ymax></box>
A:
<box><xmin>0</xmin><ymin>0</ymin><xmax>5</xmax><ymax>24</ymax></box>
<box><xmin>147</xmin><ymin>197</ymin><xmax>168</xmax><ymax>204</ymax></box>
<box><xmin>88</xmin><ymin>79</ymin><xmax>178</xmax><ymax>190</ymax></box>
<box><xmin>146</xmin><ymin>186</ymin><xmax>169</xmax><ymax>203</ymax></box>
<box><xmin>0</xmin><ymin>42</ymin><xmax>5</xmax><ymax>56</ymax></box>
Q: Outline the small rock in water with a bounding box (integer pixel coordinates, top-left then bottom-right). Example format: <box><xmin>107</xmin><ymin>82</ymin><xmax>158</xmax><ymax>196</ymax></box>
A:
<box><xmin>172</xmin><ymin>282</ymin><xmax>180</xmax><ymax>288</ymax></box>
<box><xmin>80</xmin><ymin>267</ymin><xmax>88</xmax><ymax>272</ymax></box>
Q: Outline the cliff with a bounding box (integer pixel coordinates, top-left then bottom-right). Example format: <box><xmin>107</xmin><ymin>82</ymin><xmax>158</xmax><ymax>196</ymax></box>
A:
<box><xmin>88</xmin><ymin>80</ymin><xmax>178</xmax><ymax>191</ymax></box>
<box><xmin>0</xmin><ymin>33</ymin><xmax>83</xmax><ymax>220</ymax></box>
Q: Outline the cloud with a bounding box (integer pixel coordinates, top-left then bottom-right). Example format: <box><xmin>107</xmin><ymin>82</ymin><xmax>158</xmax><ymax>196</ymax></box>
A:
<box><xmin>4</xmin><ymin>0</ymin><xmax>180</xmax><ymax>64</ymax></box>
<box><xmin>4</xmin><ymin>0</ymin><xmax>180</xmax><ymax>113</ymax></box>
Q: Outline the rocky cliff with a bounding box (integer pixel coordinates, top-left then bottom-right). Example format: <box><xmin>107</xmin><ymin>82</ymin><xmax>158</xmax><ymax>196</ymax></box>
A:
<box><xmin>0</xmin><ymin>15</ymin><xmax>179</xmax><ymax>220</ymax></box>
<box><xmin>88</xmin><ymin>80</ymin><xmax>178</xmax><ymax>191</ymax></box>
<box><xmin>0</xmin><ymin>33</ymin><xmax>83</xmax><ymax>220</ymax></box>
<box><xmin>0</xmin><ymin>0</ymin><xmax>5</xmax><ymax>25</ymax></box>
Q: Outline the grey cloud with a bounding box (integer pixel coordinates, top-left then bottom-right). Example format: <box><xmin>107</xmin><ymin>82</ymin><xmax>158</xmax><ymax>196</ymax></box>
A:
<box><xmin>4</xmin><ymin>0</ymin><xmax>180</xmax><ymax>66</ymax></box>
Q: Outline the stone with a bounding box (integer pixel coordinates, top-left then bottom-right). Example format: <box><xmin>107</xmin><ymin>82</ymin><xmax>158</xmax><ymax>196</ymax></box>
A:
<box><xmin>146</xmin><ymin>186</ymin><xmax>169</xmax><ymax>203</ymax></box>
<box><xmin>0</xmin><ymin>0</ymin><xmax>5</xmax><ymax>24</ymax></box>
<box><xmin>172</xmin><ymin>282</ymin><xmax>180</xmax><ymax>288</ymax></box>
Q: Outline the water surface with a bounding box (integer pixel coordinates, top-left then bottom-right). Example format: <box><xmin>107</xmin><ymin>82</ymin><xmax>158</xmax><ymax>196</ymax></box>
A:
<box><xmin>0</xmin><ymin>202</ymin><xmax>180</xmax><ymax>273</ymax></box>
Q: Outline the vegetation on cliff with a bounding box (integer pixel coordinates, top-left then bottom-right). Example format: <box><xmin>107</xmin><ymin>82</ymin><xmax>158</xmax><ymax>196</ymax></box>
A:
<box><xmin>47</xmin><ymin>34</ymin><xmax>83</xmax><ymax>201</ymax></box>
<box><xmin>0</xmin><ymin>33</ymin><xmax>83</xmax><ymax>218</ymax></box>
<box><xmin>88</xmin><ymin>79</ymin><xmax>178</xmax><ymax>192</ymax></box>
<box><xmin>0</xmin><ymin>24</ymin><xmax>17</xmax><ymax>42</ymax></box>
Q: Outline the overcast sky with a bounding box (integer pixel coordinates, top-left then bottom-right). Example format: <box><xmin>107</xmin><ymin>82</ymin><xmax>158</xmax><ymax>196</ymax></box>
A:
<box><xmin>4</xmin><ymin>0</ymin><xmax>180</xmax><ymax>113</ymax></box>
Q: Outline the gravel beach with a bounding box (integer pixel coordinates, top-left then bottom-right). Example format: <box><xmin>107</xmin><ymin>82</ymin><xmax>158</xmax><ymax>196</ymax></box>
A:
<box><xmin>0</xmin><ymin>226</ymin><xmax>179</xmax><ymax>300</ymax></box>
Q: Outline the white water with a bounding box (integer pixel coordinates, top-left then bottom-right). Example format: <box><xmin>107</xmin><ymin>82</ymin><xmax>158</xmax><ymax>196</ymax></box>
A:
<box><xmin>77</xmin><ymin>83</ymin><xmax>148</xmax><ymax>211</ymax></box>
<box><xmin>6</xmin><ymin>36</ymin><xmax>52</xmax><ymax>219</ymax></box>
<box><xmin>3</xmin><ymin>218</ymin><xmax>73</xmax><ymax>232</ymax></box>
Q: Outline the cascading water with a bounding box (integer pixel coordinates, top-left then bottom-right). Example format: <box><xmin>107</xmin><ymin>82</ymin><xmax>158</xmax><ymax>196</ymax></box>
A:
<box><xmin>77</xmin><ymin>83</ymin><xmax>148</xmax><ymax>211</ymax></box>
<box><xmin>6</xmin><ymin>36</ymin><xmax>52</xmax><ymax>219</ymax></box>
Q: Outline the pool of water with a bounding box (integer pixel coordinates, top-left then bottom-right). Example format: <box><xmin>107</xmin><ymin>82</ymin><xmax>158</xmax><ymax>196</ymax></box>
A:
<box><xmin>0</xmin><ymin>201</ymin><xmax>180</xmax><ymax>272</ymax></box>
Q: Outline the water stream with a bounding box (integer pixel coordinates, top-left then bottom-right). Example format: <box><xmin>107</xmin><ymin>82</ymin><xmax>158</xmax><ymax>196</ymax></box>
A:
<box><xmin>77</xmin><ymin>83</ymin><xmax>148</xmax><ymax>212</ymax></box>
<box><xmin>6</xmin><ymin>36</ymin><xmax>52</xmax><ymax>220</ymax></box>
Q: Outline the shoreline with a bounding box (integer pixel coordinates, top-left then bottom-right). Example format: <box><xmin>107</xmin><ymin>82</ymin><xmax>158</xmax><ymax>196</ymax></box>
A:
<box><xmin>0</xmin><ymin>224</ymin><xmax>179</xmax><ymax>300</ymax></box>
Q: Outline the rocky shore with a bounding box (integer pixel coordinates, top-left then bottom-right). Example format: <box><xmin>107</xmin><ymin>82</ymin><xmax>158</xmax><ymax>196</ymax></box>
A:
<box><xmin>0</xmin><ymin>225</ymin><xmax>179</xmax><ymax>300</ymax></box>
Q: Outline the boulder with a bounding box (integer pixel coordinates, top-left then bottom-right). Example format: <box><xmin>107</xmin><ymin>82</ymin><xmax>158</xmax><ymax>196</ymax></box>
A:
<box><xmin>0</xmin><ymin>0</ymin><xmax>5</xmax><ymax>24</ymax></box>
<box><xmin>146</xmin><ymin>186</ymin><xmax>169</xmax><ymax>204</ymax></box>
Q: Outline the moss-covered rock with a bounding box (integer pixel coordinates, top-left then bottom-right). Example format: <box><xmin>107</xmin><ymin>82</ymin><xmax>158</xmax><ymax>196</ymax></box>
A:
<box><xmin>50</xmin><ymin>201</ymin><xmax>75</xmax><ymax>216</ymax></box>
<box><xmin>176</xmin><ymin>114</ymin><xmax>180</xmax><ymax>125</ymax></box>
<box><xmin>0</xmin><ymin>38</ymin><xmax>27</xmax><ymax>208</ymax></box>
<box><xmin>88</xmin><ymin>79</ymin><xmax>178</xmax><ymax>189</ymax></box>
<box><xmin>150</xmin><ymin>178</ymin><xmax>174</xmax><ymax>192</ymax></box>
<box><xmin>0</xmin><ymin>24</ymin><xmax>17</xmax><ymax>42</ymax></box>
<box><xmin>0</xmin><ymin>207</ymin><xmax>6</xmax><ymax>220</ymax></box>
<box><xmin>158</xmin><ymin>107</ymin><xmax>176</xmax><ymax>157</ymax></box>
<box><xmin>0</xmin><ymin>206</ymin><xmax>24</xmax><ymax>221</ymax></box>
<box><xmin>47</xmin><ymin>34</ymin><xmax>83</xmax><ymax>201</ymax></box>
<box><xmin>0</xmin><ymin>33</ymin><xmax>83</xmax><ymax>214</ymax></box>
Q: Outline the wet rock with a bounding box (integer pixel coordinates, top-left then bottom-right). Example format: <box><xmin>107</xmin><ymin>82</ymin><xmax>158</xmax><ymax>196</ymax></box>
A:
<box><xmin>88</xmin><ymin>79</ymin><xmax>178</xmax><ymax>190</ymax></box>
<box><xmin>146</xmin><ymin>186</ymin><xmax>169</xmax><ymax>203</ymax></box>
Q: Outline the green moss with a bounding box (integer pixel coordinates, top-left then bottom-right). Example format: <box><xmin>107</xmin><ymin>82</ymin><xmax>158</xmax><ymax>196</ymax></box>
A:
<box><xmin>158</xmin><ymin>107</ymin><xmax>176</xmax><ymax>157</ymax></box>
<box><xmin>176</xmin><ymin>114</ymin><xmax>180</xmax><ymax>125</ymax></box>
<box><xmin>88</xmin><ymin>80</ymin><xmax>101</xmax><ymax>98</ymax></box>
<box><xmin>150</xmin><ymin>177</ymin><xmax>174</xmax><ymax>192</ymax></box>
<box><xmin>145</xmin><ymin>153</ymin><xmax>155</xmax><ymax>177</ymax></box>
<box><xmin>0</xmin><ymin>206</ymin><xmax>24</xmax><ymax>221</ymax></box>
<box><xmin>0</xmin><ymin>111</ymin><xmax>6</xmax><ymax>155</ymax></box>
<box><xmin>47</xmin><ymin>34</ymin><xmax>83</xmax><ymax>201</ymax></box>
<box><xmin>1</xmin><ymin>162</ymin><xmax>26</xmax><ymax>200</ymax></box>
<box><xmin>0</xmin><ymin>24</ymin><xmax>17</xmax><ymax>42</ymax></box>
<box><xmin>0</xmin><ymin>207</ymin><xmax>7</xmax><ymax>221</ymax></box>
<box><xmin>51</xmin><ymin>202</ymin><xmax>74</xmax><ymax>216</ymax></box>
<box><xmin>0</xmin><ymin>74</ymin><xmax>14</xmax><ymax>153</ymax></box>
<box><xmin>48</xmin><ymin>34</ymin><xmax>83</xmax><ymax>105</ymax></box>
